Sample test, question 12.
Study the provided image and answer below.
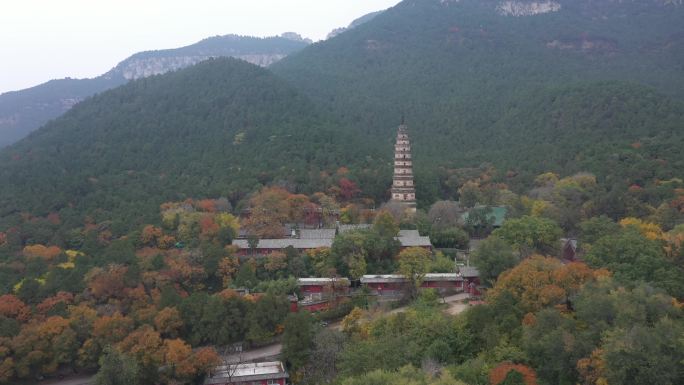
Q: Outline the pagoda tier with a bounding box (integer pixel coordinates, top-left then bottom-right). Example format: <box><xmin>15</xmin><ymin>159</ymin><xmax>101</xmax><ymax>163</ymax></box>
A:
<box><xmin>390</xmin><ymin>123</ymin><xmax>416</xmax><ymax>210</ymax></box>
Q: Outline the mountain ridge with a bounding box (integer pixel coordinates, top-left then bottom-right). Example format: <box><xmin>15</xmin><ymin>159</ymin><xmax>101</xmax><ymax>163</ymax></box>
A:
<box><xmin>0</xmin><ymin>33</ymin><xmax>310</xmax><ymax>147</ymax></box>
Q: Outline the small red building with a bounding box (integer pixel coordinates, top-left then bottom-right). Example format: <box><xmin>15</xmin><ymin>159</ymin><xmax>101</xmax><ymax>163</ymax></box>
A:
<box><xmin>361</xmin><ymin>273</ymin><xmax>465</xmax><ymax>296</ymax></box>
<box><xmin>561</xmin><ymin>238</ymin><xmax>579</xmax><ymax>261</ymax></box>
<box><xmin>458</xmin><ymin>266</ymin><xmax>481</xmax><ymax>296</ymax></box>
<box><xmin>298</xmin><ymin>277</ymin><xmax>350</xmax><ymax>300</ymax></box>
<box><xmin>421</xmin><ymin>273</ymin><xmax>465</xmax><ymax>291</ymax></box>
<box><xmin>205</xmin><ymin>361</ymin><xmax>288</xmax><ymax>385</ymax></box>
<box><xmin>297</xmin><ymin>277</ymin><xmax>350</xmax><ymax>312</ymax></box>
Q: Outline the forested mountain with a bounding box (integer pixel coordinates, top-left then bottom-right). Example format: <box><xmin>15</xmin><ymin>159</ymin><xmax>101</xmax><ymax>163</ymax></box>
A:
<box><xmin>0</xmin><ymin>34</ymin><xmax>310</xmax><ymax>147</ymax></box>
<box><xmin>272</xmin><ymin>0</ymin><xmax>684</xmax><ymax>199</ymax></box>
<box><xmin>1</xmin><ymin>0</ymin><xmax>684</xmax><ymax>234</ymax></box>
<box><xmin>0</xmin><ymin>58</ymin><xmax>375</xmax><ymax>234</ymax></box>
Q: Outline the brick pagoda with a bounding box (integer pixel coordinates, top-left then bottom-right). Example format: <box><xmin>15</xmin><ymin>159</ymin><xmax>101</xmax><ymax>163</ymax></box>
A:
<box><xmin>390</xmin><ymin>120</ymin><xmax>417</xmax><ymax>211</ymax></box>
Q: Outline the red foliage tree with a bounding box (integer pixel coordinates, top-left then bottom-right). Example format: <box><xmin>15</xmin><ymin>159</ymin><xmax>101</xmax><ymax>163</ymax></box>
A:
<box><xmin>35</xmin><ymin>292</ymin><xmax>74</xmax><ymax>316</ymax></box>
<box><xmin>199</xmin><ymin>216</ymin><xmax>220</xmax><ymax>239</ymax></box>
<box><xmin>490</xmin><ymin>362</ymin><xmax>538</xmax><ymax>385</ymax></box>
<box><xmin>338</xmin><ymin>178</ymin><xmax>361</xmax><ymax>201</ymax></box>
<box><xmin>141</xmin><ymin>225</ymin><xmax>163</xmax><ymax>246</ymax></box>
<box><xmin>46</xmin><ymin>212</ymin><xmax>61</xmax><ymax>225</ymax></box>
<box><xmin>196</xmin><ymin>199</ymin><xmax>217</xmax><ymax>213</ymax></box>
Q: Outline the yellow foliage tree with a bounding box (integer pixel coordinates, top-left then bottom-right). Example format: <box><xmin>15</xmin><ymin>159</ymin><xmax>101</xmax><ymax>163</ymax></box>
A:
<box><xmin>619</xmin><ymin>217</ymin><xmax>664</xmax><ymax>240</ymax></box>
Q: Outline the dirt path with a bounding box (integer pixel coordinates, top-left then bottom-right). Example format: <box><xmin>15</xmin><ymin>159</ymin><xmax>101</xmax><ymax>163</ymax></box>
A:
<box><xmin>389</xmin><ymin>292</ymin><xmax>472</xmax><ymax>315</ymax></box>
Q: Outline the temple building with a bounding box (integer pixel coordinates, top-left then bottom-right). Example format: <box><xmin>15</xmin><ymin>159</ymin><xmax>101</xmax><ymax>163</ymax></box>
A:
<box><xmin>391</xmin><ymin>121</ymin><xmax>417</xmax><ymax>211</ymax></box>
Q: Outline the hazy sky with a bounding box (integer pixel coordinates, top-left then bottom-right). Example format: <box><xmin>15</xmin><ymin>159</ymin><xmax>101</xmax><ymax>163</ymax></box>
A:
<box><xmin>0</xmin><ymin>0</ymin><xmax>400</xmax><ymax>94</ymax></box>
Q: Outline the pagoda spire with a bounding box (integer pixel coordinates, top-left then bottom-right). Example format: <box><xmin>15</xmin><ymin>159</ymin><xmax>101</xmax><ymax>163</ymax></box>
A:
<box><xmin>390</xmin><ymin>120</ymin><xmax>417</xmax><ymax>211</ymax></box>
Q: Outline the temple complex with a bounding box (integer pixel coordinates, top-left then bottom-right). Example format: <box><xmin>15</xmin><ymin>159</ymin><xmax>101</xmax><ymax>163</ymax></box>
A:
<box><xmin>390</xmin><ymin>121</ymin><xmax>417</xmax><ymax>211</ymax></box>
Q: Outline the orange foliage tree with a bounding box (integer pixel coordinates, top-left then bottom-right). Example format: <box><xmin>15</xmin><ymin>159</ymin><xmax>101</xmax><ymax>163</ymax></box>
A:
<box><xmin>490</xmin><ymin>362</ymin><xmax>538</xmax><ymax>385</ymax></box>
<box><xmin>116</xmin><ymin>325</ymin><xmax>164</xmax><ymax>378</ymax></box>
<box><xmin>10</xmin><ymin>316</ymin><xmax>78</xmax><ymax>378</ymax></box>
<box><xmin>243</xmin><ymin>187</ymin><xmax>292</xmax><ymax>238</ymax></box>
<box><xmin>91</xmin><ymin>313</ymin><xmax>135</xmax><ymax>348</ymax></box>
<box><xmin>22</xmin><ymin>244</ymin><xmax>62</xmax><ymax>260</ymax></box>
<box><xmin>217</xmin><ymin>256</ymin><xmax>239</xmax><ymax>288</ymax></box>
<box><xmin>0</xmin><ymin>294</ymin><xmax>30</xmax><ymax>322</ymax></box>
<box><xmin>577</xmin><ymin>348</ymin><xmax>607</xmax><ymax>385</ymax></box>
<box><xmin>164</xmin><ymin>254</ymin><xmax>207</xmax><ymax>291</ymax></box>
<box><xmin>141</xmin><ymin>225</ymin><xmax>163</xmax><ymax>246</ymax></box>
<box><xmin>163</xmin><ymin>338</ymin><xmax>196</xmax><ymax>380</ymax></box>
<box><xmin>487</xmin><ymin>256</ymin><xmax>604</xmax><ymax>313</ymax></box>
<box><xmin>287</xmin><ymin>194</ymin><xmax>313</xmax><ymax>224</ymax></box>
<box><xmin>154</xmin><ymin>307</ymin><xmax>183</xmax><ymax>338</ymax></box>
<box><xmin>85</xmin><ymin>265</ymin><xmax>129</xmax><ymax>301</ymax></box>
<box><xmin>190</xmin><ymin>347</ymin><xmax>220</xmax><ymax>379</ymax></box>
<box><xmin>265</xmin><ymin>251</ymin><xmax>288</xmax><ymax>273</ymax></box>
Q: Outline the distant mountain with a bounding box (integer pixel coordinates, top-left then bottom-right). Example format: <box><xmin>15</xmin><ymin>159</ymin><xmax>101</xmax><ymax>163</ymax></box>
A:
<box><xmin>0</xmin><ymin>34</ymin><xmax>310</xmax><ymax>147</ymax></box>
<box><xmin>327</xmin><ymin>10</ymin><xmax>384</xmax><ymax>39</ymax></box>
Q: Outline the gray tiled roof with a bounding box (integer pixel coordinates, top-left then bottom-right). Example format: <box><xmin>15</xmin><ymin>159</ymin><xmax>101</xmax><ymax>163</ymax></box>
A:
<box><xmin>205</xmin><ymin>362</ymin><xmax>288</xmax><ymax>384</ymax></box>
<box><xmin>232</xmin><ymin>238</ymin><xmax>333</xmax><ymax>250</ymax></box>
<box><xmin>338</xmin><ymin>224</ymin><xmax>371</xmax><ymax>233</ymax></box>
<box><xmin>397</xmin><ymin>229</ymin><xmax>432</xmax><ymax>247</ymax></box>
<box><xmin>299</xmin><ymin>228</ymin><xmax>337</xmax><ymax>239</ymax></box>
<box><xmin>458</xmin><ymin>266</ymin><xmax>480</xmax><ymax>277</ymax></box>
<box><xmin>361</xmin><ymin>273</ymin><xmax>462</xmax><ymax>283</ymax></box>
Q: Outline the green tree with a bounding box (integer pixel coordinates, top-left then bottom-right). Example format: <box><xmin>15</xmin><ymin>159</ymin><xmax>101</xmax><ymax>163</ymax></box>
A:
<box><xmin>579</xmin><ymin>216</ymin><xmax>619</xmax><ymax>245</ymax></box>
<box><xmin>500</xmin><ymin>370</ymin><xmax>526</xmax><ymax>385</ymax></box>
<box><xmin>603</xmin><ymin>318</ymin><xmax>684</xmax><ymax>385</ymax></box>
<box><xmin>347</xmin><ymin>253</ymin><xmax>367</xmax><ymax>280</ymax></box>
<box><xmin>585</xmin><ymin>226</ymin><xmax>684</xmax><ymax>297</ymax></box>
<box><xmin>493</xmin><ymin>216</ymin><xmax>563</xmax><ymax>256</ymax></box>
<box><xmin>430</xmin><ymin>227</ymin><xmax>469</xmax><ymax>249</ymax></box>
<box><xmin>471</xmin><ymin>236</ymin><xmax>517</xmax><ymax>286</ymax></box>
<box><xmin>373</xmin><ymin>211</ymin><xmax>400</xmax><ymax>238</ymax></box>
<box><xmin>331</xmin><ymin>231</ymin><xmax>369</xmax><ymax>277</ymax></box>
<box><xmin>398</xmin><ymin>247</ymin><xmax>432</xmax><ymax>299</ymax></box>
<box><xmin>282</xmin><ymin>311</ymin><xmax>315</xmax><ymax>371</ymax></box>
<box><xmin>465</xmin><ymin>206</ymin><xmax>496</xmax><ymax>238</ymax></box>
<box><xmin>459</xmin><ymin>181</ymin><xmax>481</xmax><ymax>208</ymax></box>
<box><xmin>94</xmin><ymin>346</ymin><xmax>141</xmax><ymax>385</ymax></box>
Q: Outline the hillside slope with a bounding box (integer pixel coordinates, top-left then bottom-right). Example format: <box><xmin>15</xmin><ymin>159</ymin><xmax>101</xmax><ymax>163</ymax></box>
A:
<box><xmin>0</xmin><ymin>58</ymin><xmax>372</xmax><ymax>232</ymax></box>
<box><xmin>272</xmin><ymin>0</ymin><xmax>684</xmax><ymax>194</ymax></box>
<box><xmin>0</xmin><ymin>34</ymin><xmax>310</xmax><ymax>147</ymax></box>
